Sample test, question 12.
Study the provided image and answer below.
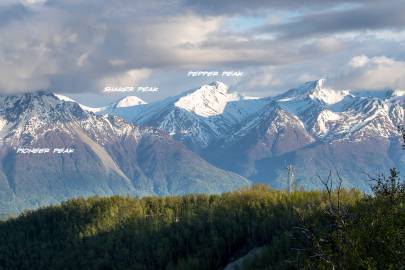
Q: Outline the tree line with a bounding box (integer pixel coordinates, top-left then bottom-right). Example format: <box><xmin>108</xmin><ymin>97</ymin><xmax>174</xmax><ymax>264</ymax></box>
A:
<box><xmin>0</xmin><ymin>175</ymin><xmax>402</xmax><ymax>269</ymax></box>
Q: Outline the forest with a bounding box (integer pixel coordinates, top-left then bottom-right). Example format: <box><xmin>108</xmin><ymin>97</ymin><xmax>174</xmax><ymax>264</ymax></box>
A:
<box><xmin>0</xmin><ymin>169</ymin><xmax>403</xmax><ymax>270</ymax></box>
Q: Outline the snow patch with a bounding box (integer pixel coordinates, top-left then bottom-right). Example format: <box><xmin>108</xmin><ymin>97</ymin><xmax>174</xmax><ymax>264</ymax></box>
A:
<box><xmin>0</xmin><ymin>118</ymin><xmax>6</xmax><ymax>131</ymax></box>
<box><xmin>54</xmin><ymin>94</ymin><xmax>103</xmax><ymax>113</ymax></box>
<box><xmin>389</xmin><ymin>89</ymin><xmax>405</xmax><ymax>97</ymax></box>
<box><xmin>309</xmin><ymin>88</ymin><xmax>349</xmax><ymax>105</ymax></box>
<box><xmin>314</xmin><ymin>110</ymin><xmax>341</xmax><ymax>135</ymax></box>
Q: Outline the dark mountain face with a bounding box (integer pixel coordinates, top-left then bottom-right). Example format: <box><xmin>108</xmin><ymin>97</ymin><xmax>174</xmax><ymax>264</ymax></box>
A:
<box><xmin>251</xmin><ymin>137</ymin><xmax>404</xmax><ymax>190</ymax></box>
<box><xmin>205</xmin><ymin>103</ymin><xmax>315</xmax><ymax>178</ymax></box>
<box><xmin>0</xmin><ymin>92</ymin><xmax>250</xmax><ymax>213</ymax></box>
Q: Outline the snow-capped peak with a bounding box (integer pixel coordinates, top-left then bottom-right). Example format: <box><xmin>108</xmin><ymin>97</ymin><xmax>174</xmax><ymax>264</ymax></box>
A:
<box><xmin>387</xmin><ymin>89</ymin><xmax>405</xmax><ymax>98</ymax></box>
<box><xmin>113</xmin><ymin>96</ymin><xmax>146</xmax><ymax>108</ymax></box>
<box><xmin>277</xmin><ymin>79</ymin><xmax>349</xmax><ymax>105</ymax></box>
<box><xmin>174</xmin><ymin>81</ymin><xmax>242</xmax><ymax>117</ymax></box>
<box><xmin>0</xmin><ymin>91</ymin><xmax>88</xmax><ymax>131</ymax></box>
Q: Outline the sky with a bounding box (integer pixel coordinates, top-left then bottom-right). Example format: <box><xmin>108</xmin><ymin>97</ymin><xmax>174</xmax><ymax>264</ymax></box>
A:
<box><xmin>0</xmin><ymin>0</ymin><xmax>405</xmax><ymax>106</ymax></box>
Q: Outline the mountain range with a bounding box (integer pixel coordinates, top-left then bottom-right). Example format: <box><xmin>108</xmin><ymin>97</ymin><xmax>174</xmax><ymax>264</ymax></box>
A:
<box><xmin>82</xmin><ymin>79</ymin><xmax>405</xmax><ymax>190</ymax></box>
<box><xmin>205</xmin><ymin>80</ymin><xmax>405</xmax><ymax>189</ymax></box>
<box><xmin>0</xmin><ymin>79</ymin><xmax>404</xmax><ymax>212</ymax></box>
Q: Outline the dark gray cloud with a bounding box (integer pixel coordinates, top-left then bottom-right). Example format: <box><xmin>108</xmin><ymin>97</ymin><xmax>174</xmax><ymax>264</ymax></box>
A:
<box><xmin>181</xmin><ymin>0</ymin><xmax>377</xmax><ymax>15</ymax></box>
<box><xmin>259</xmin><ymin>0</ymin><xmax>405</xmax><ymax>39</ymax></box>
<box><xmin>0</xmin><ymin>3</ymin><xmax>31</xmax><ymax>26</ymax></box>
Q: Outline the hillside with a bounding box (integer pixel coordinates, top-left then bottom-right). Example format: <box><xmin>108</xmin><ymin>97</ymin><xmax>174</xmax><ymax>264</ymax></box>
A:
<box><xmin>0</xmin><ymin>180</ymin><xmax>403</xmax><ymax>270</ymax></box>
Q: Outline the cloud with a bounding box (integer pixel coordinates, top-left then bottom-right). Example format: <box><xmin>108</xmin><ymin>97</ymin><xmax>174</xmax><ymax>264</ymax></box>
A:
<box><xmin>99</xmin><ymin>69</ymin><xmax>152</xmax><ymax>89</ymax></box>
<box><xmin>235</xmin><ymin>64</ymin><xmax>324</xmax><ymax>96</ymax></box>
<box><xmin>348</xmin><ymin>55</ymin><xmax>370</xmax><ymax>68</ymax></box>
<box><xmin>331</xmin><ymin>55</ymin><xmax>405</xmax><ymax>90</ymax></box>
<box><xmin>0</xmin><ymin>0</ymin><xmax>346</xmax><ymax>94</ymax></box>
<box><xmin>0</xmin><ymin>1</ymin><xmax>226</xmax><ymax>93</ymax></box>
<box><xmin>0</xmin><ymin>0</ymin><xmax>404</xmax><ymax>97</ymax></box>
<box><xmin>259</xmin><ymin>1</ymin><xmax>405</xmax><ymax>40</ymax></box>
<box><xmin>0</xmin><ymin>3</ymin><xmax>31</xmax><ymax>27</ymax></box>
<box><xmin>21</xmin><ymin>0</ymin><xmax>47</xmax><ymax>5</ymax></box>
<box><xmin>181</xmin><ymin>0</ymin><xmax>378</xmax><ymax>15</ymax></box>
<box><xmin>237</xmin><ymin>66</ymin><xmax>280</xmax><ymax>90</ymax></box>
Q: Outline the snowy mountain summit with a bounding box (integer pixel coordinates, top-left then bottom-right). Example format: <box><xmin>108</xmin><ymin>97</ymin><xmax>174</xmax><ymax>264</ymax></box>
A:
<box><xmin>94</xmin><ymin>81</ymin><xmax>267</xmax><ymax>150</ymax></box>
<box><xmin>174</xmin><ymin>81</ymin><xmax>241</xmax><ymax>117</ymax></box>
<box><xmin>273</xmin><ymin>79</ymin><xmax>404</xmax><ymax>140</ymax></box>
<box><xmin>277</xmin><ymin>79</ymin><xmax>350</xmax><ymax>105</ymax></box>
<box><xmin>113</xmin><ymin>96</ymin><xmax>146</xmax><ymax>108</ymax></box>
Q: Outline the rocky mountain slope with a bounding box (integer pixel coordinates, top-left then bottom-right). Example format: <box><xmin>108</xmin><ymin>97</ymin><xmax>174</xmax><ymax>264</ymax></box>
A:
<box><xmin>0</xmin><ymin>92</ymin><xmax>250</xmax><ymax>213</ymax></box>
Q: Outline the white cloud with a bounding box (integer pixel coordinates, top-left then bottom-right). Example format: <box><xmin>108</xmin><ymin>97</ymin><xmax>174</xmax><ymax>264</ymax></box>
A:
<box><xmin>316</xmin><ymin>37</ymin><xmax>344</xmax><ymax>53</ymax></box>
<box><xmin>100</xmin><ymin>68</ymin><xmax>151</xmax><ymax>89</ymax></box>
<box><xmin>349</xmin><ymin>54</ymin><xmax>369</xmax><ymax>68</ymax></box>
<box><xmin>20</xmin><ymin>0</ymin><xmax>47</xmax><ymax>6</ymax></box>
<box><xmin>333</xmin><ymin>55</ymin><xmax>405</xmax><ymax>90</ymax></box>
<box><xmin>242</xmin><ymin>67</ymin><xmax>280</xmax><ymax>88</ymax></box>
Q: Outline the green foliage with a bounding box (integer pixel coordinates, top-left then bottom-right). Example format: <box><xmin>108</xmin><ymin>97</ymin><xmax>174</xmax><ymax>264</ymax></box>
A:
<box><xmin>241</xmin><ymin>172</ymin><xmax>405</xmax><ymax>270</ymax></box>
<box><xmin>371</xmin><ymin>168</ymin><xmax>405</xmax><ymax>199</ymax></box>
<box><xmin>0</xmin><ymin>182</ymin><xmax>402</xmax><ymax>270</ymax></box>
